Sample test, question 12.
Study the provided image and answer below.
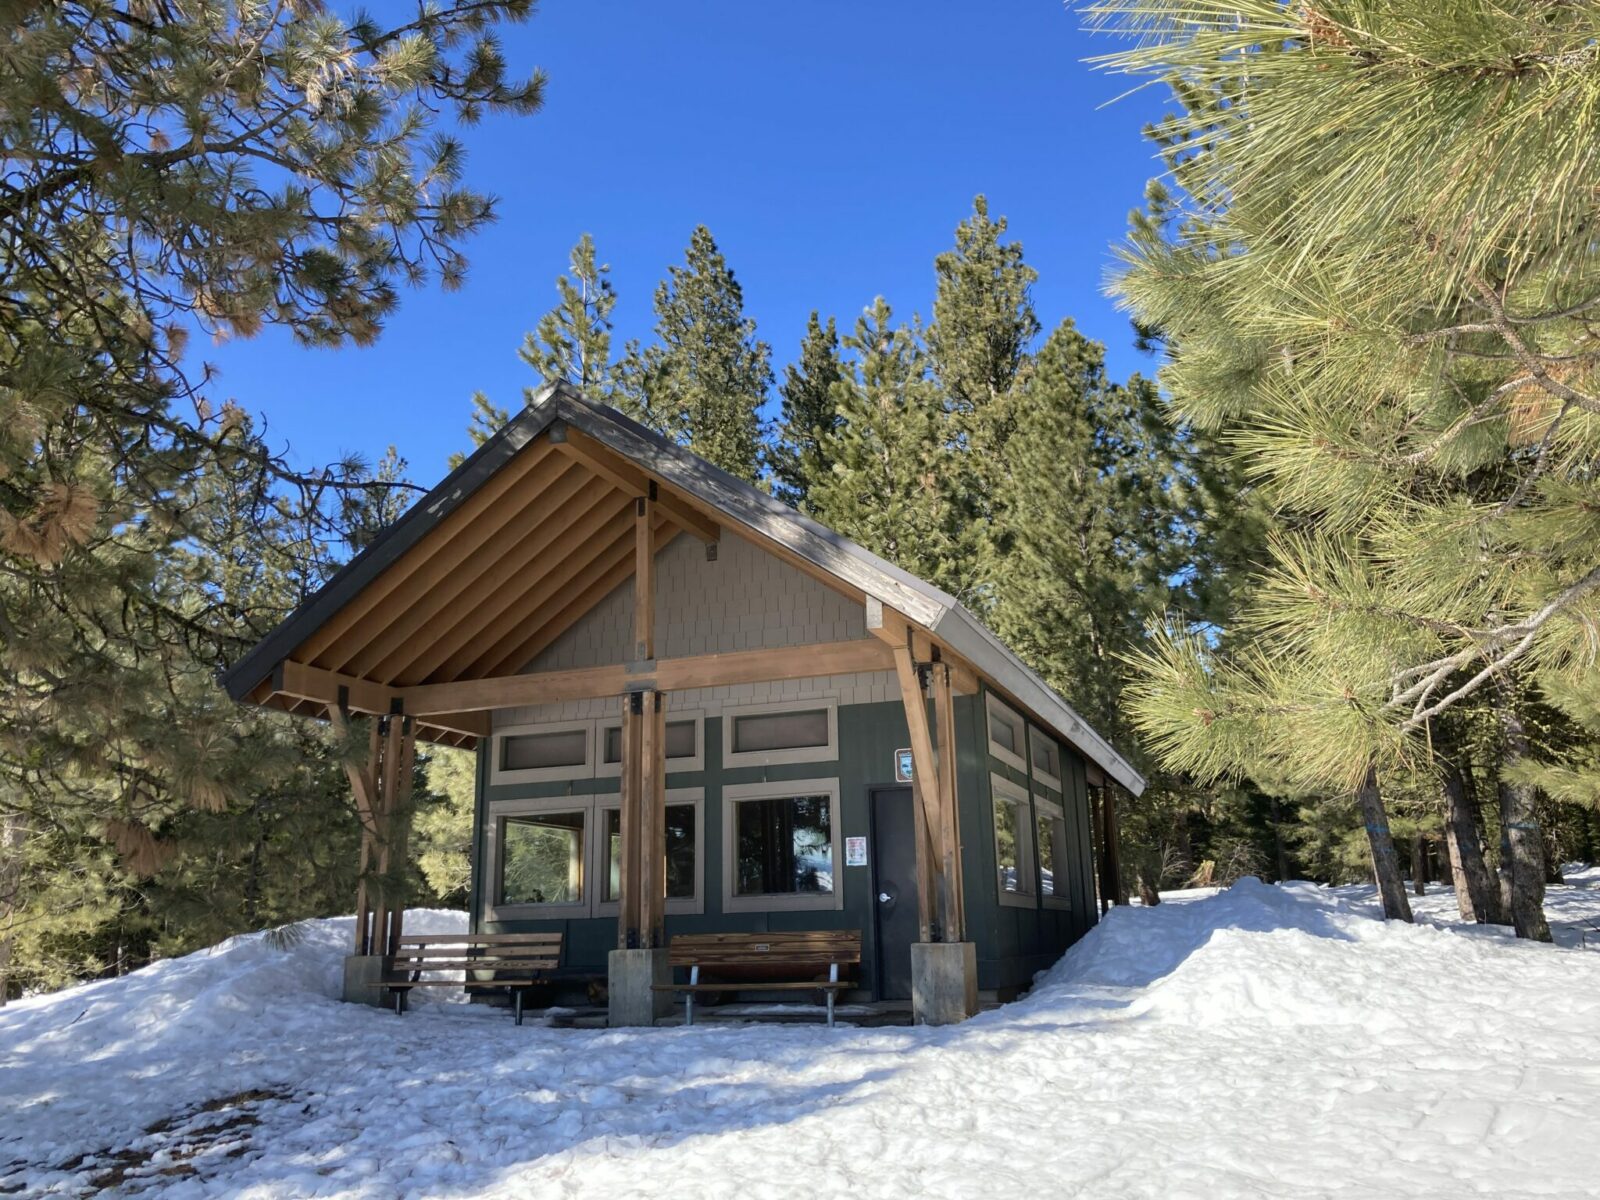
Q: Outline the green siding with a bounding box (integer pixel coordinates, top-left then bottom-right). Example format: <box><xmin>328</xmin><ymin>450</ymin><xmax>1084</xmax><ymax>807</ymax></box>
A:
<box><xmin>470</xmin><ymin>687</ymin><xmax>1099</xmax><ymax>1000</ymax></box>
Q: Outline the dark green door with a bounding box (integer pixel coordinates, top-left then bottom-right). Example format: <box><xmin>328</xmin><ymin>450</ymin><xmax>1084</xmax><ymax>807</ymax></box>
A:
<box><xmin>871</xmin><ymin>786</ymin><xmax>919</xmax><ymax>1001</ymax></box>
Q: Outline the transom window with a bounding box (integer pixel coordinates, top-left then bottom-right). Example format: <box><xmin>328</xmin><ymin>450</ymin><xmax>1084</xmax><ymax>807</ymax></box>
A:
<box><xmin>1028</xmin><ymin>726</ymin><xmax>1063</xmax><ymax>791</ymax></box>
<box><xmin>722</xmin><ymin>700</ymin><xmax>838</xmax><ymax>768</ymax></box>
<box><xmin>597</xmin><ymin>714</ymin><xmax>704</xmax><ymax>776</ymax></box>
<box><xmin>986</xmin><ymin>694</ymin><xmax>1027</xmax><ymax>772</ymax></box>
<box><xmin>489</xmin><ymin>719</ymin><xmax>594</xmax><ymax>785</ymax></box>
<box><xmin>722</xmin><ymin>778</ymin><xmax>844</xmax><ymax>912</ymax></box>
<box><xmin>991</xmin><ymin>773</ymin><xmax>1036</xmax><ymax>908</ymax></box>
<box><xmin>1035</xmin><ymin>793</ymin><xmax>1070</xmax><ymax>910</ymax></box>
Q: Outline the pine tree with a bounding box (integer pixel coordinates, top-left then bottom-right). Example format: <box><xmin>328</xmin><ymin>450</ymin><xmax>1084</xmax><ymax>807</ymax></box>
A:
<box><xmin>615</xmin><ymin>227</ymin><xmax>772</xmax><ymax>482</ymax></box>
<box><xmin>521</xmin><ymin>234</ymin><xmax>618</xmax><ymax>396</ymax></box>
<box><xmin>0</xmin><ymin>1</ymin><xmax>544</xmax><ymax>991</ymax></box>
<box><xmin>809</xmin><ymin>299</ymin><xmax>965</xmax><ymax>588</ymax></box>
<box><xmin>1097</xmin><ymin>0</ymin><xmax>1600</xmax><ymax>930</ymax></box>
<box><xmin>771</xmin><ymin>313</ymin><xmax>845</xmax><ymax>509</ymax></box>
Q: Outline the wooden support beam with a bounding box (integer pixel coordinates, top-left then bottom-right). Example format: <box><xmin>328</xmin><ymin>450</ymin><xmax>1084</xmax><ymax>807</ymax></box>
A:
<box><xmin>932</xmin><ymin>660</ymin><xmax>965</xmax><ymax>942</ymax></box>
<box><xmin>296</xmin><ymin>440</ymin><xmax>557</xmax><ymax>665</ymax></box>
<box><xmin>866</xmin><ymin>597</ymin><xmax>980</xmax><ymax>695</ymax></box>
<box><xmin>552</xmin><ymin>428</ymin><xmax>721</xmax><ymax>544</ymax></box>
<box><xmin>398</xmin><ymin>640</ymin><xmax>894</xmax><ymax>716</ymax></box>
<box><xmin>892</xmin><ymin>643</ymin><xmax>950</xmax><ymax>941</ymax></box>
<box><xmin>616</xmin><ymin>693</ymin><xmax>641</xmax><ymax>948</ymax></box>
<box><xmin>276</xmin><ymin>660</ymin><xmax>394</xmax><ymax>717</ymax></box>
<box><xmin>638</xmin><ymin>691</ymin><xmax>664</xmax><ymax>948</ymax></box>
<box><xmin>634</xmin><ymin>493</ymin><xmax>655</xmax><ymax>662</ymax></box>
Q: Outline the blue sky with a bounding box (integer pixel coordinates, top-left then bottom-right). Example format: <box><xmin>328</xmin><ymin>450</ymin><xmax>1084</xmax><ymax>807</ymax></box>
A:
<box><xmin>201</xmin><ymin>1</ymin><xmax>1171</xmax><ymax>481</ymax></box>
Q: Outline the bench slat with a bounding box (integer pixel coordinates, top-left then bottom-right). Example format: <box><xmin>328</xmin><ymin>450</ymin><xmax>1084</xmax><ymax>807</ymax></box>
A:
<box><xmin>388</xmin><ymin>959</ymin><xmax>559</xmax><ymax>973</ymax></box>
<box><xmin>652</xmin><ymin>981</ymin><xmax>851</xmax><ymax>992</ymax></box>
<box><xmin>394</xmin><ymin>933</ymin><xmax>562</xmax><ymax>946</ymax></box>
<box><xmin>390</xmin><ymin>948</ymin><xmax>563</xmax><ymax>961</ymax></box>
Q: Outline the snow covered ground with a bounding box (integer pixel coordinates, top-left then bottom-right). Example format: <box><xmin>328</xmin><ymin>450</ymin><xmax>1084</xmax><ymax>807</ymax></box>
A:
<box><xmin>5</xmin><ymin>873</ymin><xmax>1600</xmax><ymax>1199</ymax></box>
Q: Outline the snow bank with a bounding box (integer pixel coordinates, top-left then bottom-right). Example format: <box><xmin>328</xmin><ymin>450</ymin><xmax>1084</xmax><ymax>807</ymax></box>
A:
<box><xmin>4</xmin><ymin>878</ymin><xmax>1600</xmax><ymax>1198</ymax></box>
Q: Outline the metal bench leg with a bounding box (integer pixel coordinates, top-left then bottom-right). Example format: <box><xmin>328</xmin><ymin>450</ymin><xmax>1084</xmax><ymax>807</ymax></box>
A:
<box><xmin>514</xmin><ymin>989</ymin><xmax>525</xmax><ymax>1026</ymax></box>
<box><xmin>393</xmin><ymin>988</ymin><xmax>404</xmax><ymax>1017</ymax></box>
<box><xmin>685</xmin><ymin>965</ymin><xmax>698</xmax><ymax>1028</ymax></box>
<box><xmin>826</xmin><ymin>963</ymin><xmax>839</xmax><ymax>1028</ymax></box>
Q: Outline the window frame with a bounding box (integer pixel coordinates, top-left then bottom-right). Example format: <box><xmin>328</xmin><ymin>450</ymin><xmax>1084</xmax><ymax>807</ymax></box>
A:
<box><xmin>985</xmin><ymin>694</ymin><xmax>1028</xmax><ymax>773</ymax></box>
<box><xmin>483</xmin><ymin>794</ymin><xmax>597</xmax><ymax>921</ymax></box>
<box><xmin>1027</xmin><ymin>724</ymin><xmax>1063</xmax><ymax>792</ymax></box>
<box><xmin>595</xmin><ymin>710</ymin><xmax>706</xmax><ymax>778</ymax></box>
<box><xmin>721</xmin><ymin>699</ymin><xmax>839</xmax><ymax>769</ymax></box>
<box><xmin>1033</xmin><ymin>790</ymin><xmax>1071</xmax><ymax>911</ymax></box>
<box><xmin>721</xmin><ymin>776</ymin><xmax>845</xmax><ymax>913</ymax></box>
<box><xmin>595</xmin><ymin>787</ymin><xmax>706</xmax><ymax>917</ymax></box>
<box><xmin>488</xmin><ymin>718</ymin><xmax>596</xmax><ymax>786</ymax></box>
<box><xmin>990</xmin><ymin>771</ymin><xmax>1038</xmax><ymax>909</ymax></box>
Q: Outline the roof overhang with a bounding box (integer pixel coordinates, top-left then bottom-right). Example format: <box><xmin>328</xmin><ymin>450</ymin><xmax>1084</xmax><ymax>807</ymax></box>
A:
<box><xmin>222</xmin><ymin>383</ymin><xmax>1146</xmax><ymax>793</ymax></box>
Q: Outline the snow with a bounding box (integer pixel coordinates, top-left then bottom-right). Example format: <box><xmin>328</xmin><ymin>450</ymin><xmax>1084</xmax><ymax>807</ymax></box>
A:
<box><xmin>5</xmin><ymin>874</ymin><xmax>1600</xmax><ymax>1198</ymax></box>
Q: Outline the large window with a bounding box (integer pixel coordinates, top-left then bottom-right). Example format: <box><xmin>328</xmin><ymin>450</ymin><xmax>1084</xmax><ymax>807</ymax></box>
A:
<box><xmin>991</xmin><ymin>773</ymin><xmax>1036</xmax><ymax>908</ymax></box>
<box><xmin>1035</xmin><ymin>793</ymin><xmax>1070</xmax><ymax>910</ymax></box>
<box><xmin>596</xmin><ymin>713</ymin><xmax>705</xmax><ymax>776</ymax></box>
<box><xmin>489</xmin><ymin>719</ymin><xmax>594</xmax><ymax>785</ymax></box>
<box><xmin>722</xmin><ymin>778</ymin><xmax>844</xmax><ymax>912</ymax></box>
<box><xmin>598</xmin><ymin>789</ymin><xmax>704</xmax><ymax>915</ymax></box>
<box><xmin>722</xmin><ymin>700</ymin><xmax>838</xmax><ymax>768</ymax></box>
<box><xmin>985</xmin><ymin>694</ymin><xmax>1027</xmax><ymax>773</ymax></box>
<box><xmin>486</xmin><ymin>799</ymin><xmax>593</xmax><ymax>917</ymax></box>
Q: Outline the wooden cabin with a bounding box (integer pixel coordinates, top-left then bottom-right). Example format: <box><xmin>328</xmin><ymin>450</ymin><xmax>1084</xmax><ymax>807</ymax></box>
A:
<box><xmin>222</xmin><ymin>383</ymin><xmax>1144</xmax><ymax>1025</ymax></box>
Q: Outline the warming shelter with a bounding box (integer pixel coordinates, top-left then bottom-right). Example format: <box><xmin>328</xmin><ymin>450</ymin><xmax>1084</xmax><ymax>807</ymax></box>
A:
<box><xmin>222</xmin><ymin>383</ymin><xmax>1144</xmax><ymax>1025</ymax></box>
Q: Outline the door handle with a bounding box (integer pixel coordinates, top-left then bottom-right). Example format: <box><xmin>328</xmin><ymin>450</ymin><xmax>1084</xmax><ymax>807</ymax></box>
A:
<box><xmin>878</xmin><ymin>892</ymin><xmax>892</xmax><ymax>904</ymax></box>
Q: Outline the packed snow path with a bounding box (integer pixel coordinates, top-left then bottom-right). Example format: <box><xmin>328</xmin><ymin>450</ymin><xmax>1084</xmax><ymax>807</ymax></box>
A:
<box><xmin>5</xmin><ymin>876</ymin><xmax>1600</xmax><ymax>1198</ymax></box>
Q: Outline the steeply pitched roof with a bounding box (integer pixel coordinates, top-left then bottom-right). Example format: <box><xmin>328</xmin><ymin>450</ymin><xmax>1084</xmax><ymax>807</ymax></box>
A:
<box><xmin>223</xmin><ymin>382</ymin><xmax>1146</xmax><ymax>794</ymax></box>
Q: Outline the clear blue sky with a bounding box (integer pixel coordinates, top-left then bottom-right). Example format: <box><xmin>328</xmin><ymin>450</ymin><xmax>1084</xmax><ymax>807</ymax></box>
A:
<box><xmin>201</xmin><ymin>1</ymin><xmax>1170</xmax><ymax>481</ymax></box>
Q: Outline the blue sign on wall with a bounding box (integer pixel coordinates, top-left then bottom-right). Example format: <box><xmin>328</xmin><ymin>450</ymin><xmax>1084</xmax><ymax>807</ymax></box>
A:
<box><xmin>895</xmin><ymin>748</ymin><xmax>914</xmax><ymax>783</ymax></box>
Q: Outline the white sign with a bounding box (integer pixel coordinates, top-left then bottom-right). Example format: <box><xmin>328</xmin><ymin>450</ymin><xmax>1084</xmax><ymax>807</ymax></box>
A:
<box><xmin>845</xmin><ymin>836</ymin><xmax>868</xmax><ymax>867</ymax></box>
<box><xmin>895</xmin><ymin>748</ymin><xmax>913</xmax><ymax>782</ymax></box>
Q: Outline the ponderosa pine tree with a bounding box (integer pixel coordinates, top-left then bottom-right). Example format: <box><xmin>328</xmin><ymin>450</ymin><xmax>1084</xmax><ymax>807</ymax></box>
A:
<box><xmin>615</xmin><ymin>227</ymin><xmax>771</xmax><ymax>482</ymax></box>
<box><xmin>1097</xmin><ymin>0</ymin><xmax>1600</xmax><ymax>930</ymax></box>
<box><xmin>771</xmin><ymin>313</ymin><xmax>846</xmax><ymax>510</ymax></box>
<box><xmin>0</xmin><ymin>1</ymin><xmax>545</xmax><ymax>991</ymax></box>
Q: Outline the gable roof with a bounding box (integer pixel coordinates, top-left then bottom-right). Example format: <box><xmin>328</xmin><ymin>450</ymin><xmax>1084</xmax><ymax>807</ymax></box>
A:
<box><xmin>223</xmin><ymin>383</ymin><xmax>1146</xmax><ymax>794</ymax></box>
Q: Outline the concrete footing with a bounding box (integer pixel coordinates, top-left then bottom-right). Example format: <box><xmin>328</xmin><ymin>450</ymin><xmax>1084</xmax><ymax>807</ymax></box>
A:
<box><xmin>608</xmin><ymin>947</ymin><xmax>673</xmax><ymax>1027</ymax></box>
<box><xmin>911</xmin><ymin>941</ymin><xmax>979</xmax><ymax>1025</ymax></box>
<box><xmin>342</xmin><ymin>954</ymin><xmax>387</xmax><ymax>1008</ymax></box>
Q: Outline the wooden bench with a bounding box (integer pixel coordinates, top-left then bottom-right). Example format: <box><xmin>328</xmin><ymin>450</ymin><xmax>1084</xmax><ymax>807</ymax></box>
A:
<box><xmin>653</xmin><ymin>931</ymin><xmax>861</xmax><ymax>1027</ymax></box>
<box><xmin>384</xmin><ymin>932</ymin><xmax>562</xmax><ymax>1025</ymax></box>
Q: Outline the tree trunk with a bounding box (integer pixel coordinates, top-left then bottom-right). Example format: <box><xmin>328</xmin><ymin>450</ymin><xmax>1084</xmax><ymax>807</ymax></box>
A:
<box><xmin>1440</xmin><ymin>755</ymin><xmax>1502</xmax><ymax>924</ymax></box>
<box><xmin>1103</xmin><ymin>787</ymin><xmax>1130</xmax><ymax>907</ymax></box>
<box><xmin>1492</xmin><ymin>684</ymin><xmax>1552</xmax><ymax>943</ymax></box>
<box><xmin>1269</xmin><ymin>794</ymin><xmax>1290</xmax><ymax>882</ymax></box>
<box><xmin>0</xmin><ymin>812</ymin><xmax>23</xmax><ymax>1007</ymax></box>
<box><xmin>1410</xmin><ymin>837</ymin><xmax>1427</xmax><ymax>895</ymax></box>
<box><xmin>1358</xmin><ymin>767</ymin><xmax>1413</xmax><ymax>922</ymax></box>
<box><xmin>1091</xmin><ymin>789</ymin><xmax>1109</xmax><ymax>915</ymax></box>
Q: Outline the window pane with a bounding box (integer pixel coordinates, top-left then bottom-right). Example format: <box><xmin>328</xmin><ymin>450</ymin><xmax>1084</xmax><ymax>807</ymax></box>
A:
<box><xmin>501</xmin><ymin>812</ymin><xmax>584</xmax><ymax>905</ymax></box>
<box><xmin>1032</xmin><ymin>738</ymin><xmax>1058</xmax><ymax>778</ymax></box>
<box><xmin>665</xmin><ymin>803</ymin><xmax>696</xmax><ymax>898</ymax></box>
<box><xmin>990</xmin><ymin>710</ymin><xmax>1018</xmax><ymax>755</ymax></box>
<box><xmin>995</xmin><ymin>796</ymin><xmax>1024</xmax><ymax>893</ymax></box>
<box><xmin>1038</xmin><ymin>813</ymin><xmax>1063</xmax><ymax>897</ymax></box>
<box><xmin>604</xmin><ymin>721</ymin><xmax>693</xmax><ymax>764</ymax></box>
<box><xmin>501</xmin><ymin>729</ymin><xmax>587</xmax><ymax>772</ymax></box>
<box><xmin>604</xmin><ymin>804</ymin><xmax>697</xmax><ymax>903</ymax></box>
<box><xmin>733</xmin><ymin>709</ymin><xmax>829</xmax><ymax>754</ymax></box>
<box><xmin>734</xmin><ymin>795</ymin><xmax>833</xmax><ymax>895</ymax></box>
<box><xmin>665</xmin><ymin>720</ymin><xmax>697</xmax><ymax>761</ymax></box>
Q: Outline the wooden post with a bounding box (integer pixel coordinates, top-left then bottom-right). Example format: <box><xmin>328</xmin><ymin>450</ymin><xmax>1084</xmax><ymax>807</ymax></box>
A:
<box><xmin>386</xmin><ymin>716</ymin><xmax>417</xmax><ymax>956</ymax></box>
<box><xmin>1092</xmin><ymin>787</ymin><xmax>1109</xmax><ymax>915</ymax></box>
<box><xmin>616</xmin><ymin>692</ymin><xmax>641</xmax><ymax>948</ymax></box>
<box><xmin>634</xmin><ymin>491</ymin><xmax>655</xmax><ymax>662</ymax></box>
<box><xmin>931</xmin><ymin>661</ymin><xmax>964</xmax><ymax>942</ymax></box>
<box><xmin>892</xmin><ymin>643</ymin><xmax>950</xmax><ymax>941</ymax></box>
<box><xmin>639</xmin><ymin>691</ymin><xmax>665</xmax><ymax>948</ymax></box>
